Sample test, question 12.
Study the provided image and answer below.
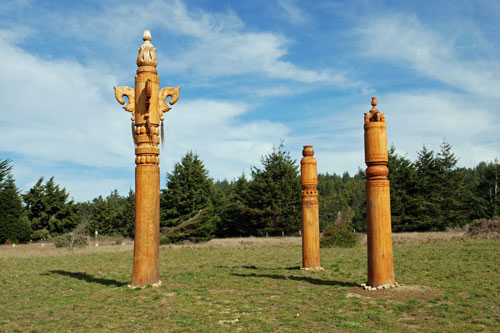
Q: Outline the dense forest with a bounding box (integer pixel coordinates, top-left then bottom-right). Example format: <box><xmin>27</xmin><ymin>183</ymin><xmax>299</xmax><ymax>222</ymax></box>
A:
<box><xmin>0</xmin><ymin>141</ymin><xmax>498</xmax><ymax>244</ymax></box>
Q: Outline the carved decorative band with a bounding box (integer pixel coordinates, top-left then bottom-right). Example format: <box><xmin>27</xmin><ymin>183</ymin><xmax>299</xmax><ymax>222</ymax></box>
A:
<box><xmin>135</xmin><ymin>156</ymin><xmax>160</xmax><ymax>165</ymax></box>
<box><xmin>364</xmin><ymin>122</ymin><xmax>386</xmax><ymax>130</ymax></box>
<box><xmin>302</xmin><ymin>190</ymin><xmax>318</xmax><ymax>196</ymax></box>
<box><xmin>135</xmin><ymin>147</ymin><xmax>160</xmax><ymax>155</ymax></box>
<box><xmin>135</xmin><ymin>126</ymin><xmax>160</xmax><ymax>136</ymax></box>
<box><xmin>366</xmin><ymin>165</ymin><xmax>389</xmax><ymax>178</ymax></box>
<box><xmin>366</xmin><ymin>179</ymin><xmax>389</xmax><ymax>188</ymax></box>
<box><xmin>303</xmin><ymin>201</ymin><xmax>318</xmax><ymax>208</ymax></box>
<box><xmin>136</xmin><ymin>66</ymin><xmax>158</xmax><ymax>74</ymax></box>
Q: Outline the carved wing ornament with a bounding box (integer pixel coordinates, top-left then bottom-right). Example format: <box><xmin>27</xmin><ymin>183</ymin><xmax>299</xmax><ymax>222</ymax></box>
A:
<box><xmin>114</xmin><ymin>86</ymin><xmax>135</xmax><ymax>114</ymax></box>
<box><xmin>159</xmin><ymin>87</ymin><xmax>180</xmax><ymax>115</ymax></box>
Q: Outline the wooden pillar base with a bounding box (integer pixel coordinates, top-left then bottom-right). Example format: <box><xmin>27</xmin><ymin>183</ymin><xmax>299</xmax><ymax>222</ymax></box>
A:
<box><xmin>132</xmin><ymin>164</ymin><xmax>160</xmax><ymax>287</ymax></box>
<box><xmin>301</xmin><ymin>145</ymin><xmax>321</xmax><ymax>270</ymax></box>
<box><xmin>366</xmin><ymin>179</ymin><xmax>395</xmax><ymax>287</ymax></box>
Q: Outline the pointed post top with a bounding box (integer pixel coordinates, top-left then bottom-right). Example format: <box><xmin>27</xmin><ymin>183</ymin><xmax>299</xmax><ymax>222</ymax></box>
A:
<box><xmin>137</xmin><ymin>29</ymin><xmax>157</xmax><ymax>68</ymax></box>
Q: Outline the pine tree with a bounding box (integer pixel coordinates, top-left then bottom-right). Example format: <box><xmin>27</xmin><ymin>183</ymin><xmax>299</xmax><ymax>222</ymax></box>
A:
<box><xmin>85</xmin><ymin>190</ymin><xmax>135</xmax><ymax>237</ymax></box>
<box><xmin>118</xmin><ymin>189</ymin><xmax>135</xmax><ymax>238</ymax></box>
<box><xmin>345</xmin><ymin>169</ymin><xmax>366</xmax><ymax>232</ymax></box>
<box><xmin>317</xmin><ymin>173</ymin><xmax>349</xmax><ymax>232</ymax></box>
<box><xmin>161</xmin><ymin>152</ymin><xmax>216</xmax><ymax>226</ymax></box>
<box><xmin>435</xmin><ymin>140</ymin><xmax>469</xmax><ymax>229</ymax></box>
<box><xmin>217</xmin><ymin>174</ymin><xmax>254</xmax><ymax>237</ymax></box>
<box><xmin>160</xmin><ymin>152</ymin><xmax>218</xmax><ymax>242</ymax></box>
<box><xmin>0</xmin><ymin>159</ymin><xmax>12</xmax><ymax>185</ymax></box>
<box><xmin>245</xmin><ymin>145</ymin><xmax>301</xmax><ymax>236</ymax></box>
<box><xmin>89</xmin><ymin>195</ymin><xmax>115</xmax><ymax>235</ymax></box>
<box><xmin>413</xmin><ymin>146</ymin><xmax>442</xmax><ymax>230</ymax></box>
<box><xmin>0</xmin><ymin>159</ymin><xmax>31</xmax><ymax>243</ymax></box>
<box><xmin>470</xmin><ymin>159</ymin><xmax>500</xmax><ymax>218</ymax></box>
<box><xmin>388</xmin><ymin>146</ymin><xmax>419</xmax><ymax>231</ymax></box>
<box><xmin>23</xmin><ymin>177</ymin><xmax>79</xmax><ymax>235</ymax></box>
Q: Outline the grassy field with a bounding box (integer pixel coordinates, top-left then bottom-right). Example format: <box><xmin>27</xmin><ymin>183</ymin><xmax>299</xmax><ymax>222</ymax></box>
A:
<box><xmin>0</xmin><ymin>235</ymin><xmax>498</xmax><ymax>332</ymax></box>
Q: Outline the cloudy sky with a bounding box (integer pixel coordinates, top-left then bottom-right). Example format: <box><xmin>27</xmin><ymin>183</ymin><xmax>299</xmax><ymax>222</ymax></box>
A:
<box><xmin>0</xmin><ymin>0</ymin><xmax>499</xmax><ymax>202</ymax></box>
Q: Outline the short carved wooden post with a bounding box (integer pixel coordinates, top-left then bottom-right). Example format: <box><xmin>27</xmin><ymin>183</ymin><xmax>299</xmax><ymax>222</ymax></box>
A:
<box><xmin>301</xmin><ymin>145</ymin><xmax>321</xmax><ymax>270</ymax></box>
<box><xmin>364</xmin><ymin>97</ymin><xmax>395</xmax><ymax>288</ymax></box>
<box><xmin>114</xmin><ymin>30</ymin><xmax>180</xmax><ymax>287</ymax></box>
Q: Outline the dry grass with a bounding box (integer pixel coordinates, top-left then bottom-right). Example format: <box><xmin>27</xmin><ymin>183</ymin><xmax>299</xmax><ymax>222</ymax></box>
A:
<box><xmin>0</xmin><ymin>235</ymin><xmax>498</xmax><ymax>332</ymax></box>
<box><xmin>0</xmin><ymin>232</ymin><xmax>467</xmax><ymax>259</ymax></box>
<box><xmin>0</xmin><ymin>241</ymin><xmax>134</xmax><ymax>259</ymax></box>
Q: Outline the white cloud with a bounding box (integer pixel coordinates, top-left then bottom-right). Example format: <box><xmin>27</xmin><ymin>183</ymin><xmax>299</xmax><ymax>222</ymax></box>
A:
<box><xmin>381</xmin><ymin>92</ymin><xmax>500</xmax><ymax>167</ymax></box>
<box><xmin>0</xmin><ymin>28</ymin><xmax>290</xmax><ymax>200</ymax></box>
<box><xmin>161</xmin><ymin>99</ymin><xmax>289</xmax><ymax>181</ymax></box>
<box><xmin>37</xmin><ymin>0</ymin><xmax>355</xmax><ymax>87</ymax></box>
<box><xmin>255</xmin><ymin>86</ymin><xmax>294</xmax><ymax>97</ymax></box>
<box><xmin>356</xmin><ymin>13</ymin><xmax>500</xmax><ymax>97</ymax></box>
<box><xmin>0</xmin><ymin>30</ymin><xmax>131</xmax><ymax>168</ymax></box>
<box><xmin>276</xmin><ymin>0</ymin><xmax>309</xmax><ymax>25</ymax></box>
<box><xmin>286</xmin><ymin>91</ymin><xmax>500</xmax><ymax>176</ymax></box>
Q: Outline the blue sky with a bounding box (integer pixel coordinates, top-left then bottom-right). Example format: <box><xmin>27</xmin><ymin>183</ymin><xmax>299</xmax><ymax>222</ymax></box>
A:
<box><xmin>0</xmin><ymin>0</ymin><xmax>499</xmax><ymax>202</ymax></box>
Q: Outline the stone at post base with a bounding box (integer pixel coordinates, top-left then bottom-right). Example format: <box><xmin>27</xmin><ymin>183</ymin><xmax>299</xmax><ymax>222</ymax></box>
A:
<box><xmin>128</xmin><ymin>280</ymin><xmax>163</xmax><ymax>289</ymax></box>
<box><xmin>361</xmin><ymin>281</ymin><xmax>401</xmax><ymax>291</ymax></box>
<box><xmin>300</xmin><ymin>266</ymin><xmax>324</xmax><ymax>271</ymax></box>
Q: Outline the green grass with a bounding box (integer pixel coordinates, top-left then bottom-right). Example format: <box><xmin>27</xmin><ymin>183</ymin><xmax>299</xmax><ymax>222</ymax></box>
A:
<box><xmin>0</xmin><ymin>239</ymin><xmax>499</xmax><ymax>332</ymax></box>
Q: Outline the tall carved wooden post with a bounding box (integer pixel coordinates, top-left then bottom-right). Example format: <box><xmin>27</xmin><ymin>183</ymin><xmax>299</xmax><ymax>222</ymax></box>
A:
<box><xmin>364</xmin><ymin>97</ymin><xmax>395</xmax><ymax>288</ymax></box>
<box><xmin>301</xmin><ymin>145</ymin><xmax>322</xmax><ymax>270</ymax></box>
<box><xmin>114</xmin><ymin>30</ymin><xmax>180</xmax><ymax>287</ymax></box>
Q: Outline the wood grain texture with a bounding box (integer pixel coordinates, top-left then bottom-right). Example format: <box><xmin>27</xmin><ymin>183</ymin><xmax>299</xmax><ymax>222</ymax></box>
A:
<box><xmin>363</xmin><ymin>98</ymin><xmax>395</xmax><ymax>287</ymax></box>
<box><xmin>301</xmin><ymin>145</ymin><xmax>321</xmax><ymax>269</ymax></box>
<box><xmin>115</xmin><ymin>30</ymin><xmax>180</xmax><ymax>287</ymax></box>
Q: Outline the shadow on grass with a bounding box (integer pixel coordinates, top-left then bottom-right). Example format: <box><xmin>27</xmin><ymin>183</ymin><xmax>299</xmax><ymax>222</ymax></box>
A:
<box><xmin>43</xmin><ymin>270</ymin><xmax>128</xmax><ymax>287</ymax></box>
<box><xmin>232</xmin><ymin>273</ymin><xmax>358</xmax><ymax>287</ymax></box>
<box><xmin>216</xmin><ymin>265</ymin><xmax>302</xmax><ymax>271</ymax></box>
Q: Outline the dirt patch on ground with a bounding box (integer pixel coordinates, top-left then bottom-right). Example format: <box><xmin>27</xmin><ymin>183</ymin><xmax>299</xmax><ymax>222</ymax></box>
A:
<box><xmin>347</xmin><ymin>285</ymin><xmax>443</xmax><ymax>303</ymax></box>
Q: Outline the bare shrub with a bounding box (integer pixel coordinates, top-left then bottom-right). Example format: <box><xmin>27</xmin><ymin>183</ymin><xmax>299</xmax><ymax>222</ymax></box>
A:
<box><xmin>465</xmin><ymin>217</ymin><xmax>500</xmax><ymax>239</ymax></box>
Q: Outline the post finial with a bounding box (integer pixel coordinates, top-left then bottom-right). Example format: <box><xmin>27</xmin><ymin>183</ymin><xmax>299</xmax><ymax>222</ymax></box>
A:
<box><xmin>302</xmin><ymin>145</ymin><xmax>314</xmax><ymax>157</ymax></box>
<box><xmin>364</xmin><ymin>97</ymin><xmax>385</xmax><ymax>123</ymax></box>
<box><xmin>137</xmin><ymin>29</ymin><xmax>157</xmax><ymax>68</ymax></box>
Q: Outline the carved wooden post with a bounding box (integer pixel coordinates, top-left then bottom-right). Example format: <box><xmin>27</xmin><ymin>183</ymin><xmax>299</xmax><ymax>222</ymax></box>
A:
<box><xmin>114</xmin><ymin>30</ymin><xmax>180</xmax><ymax>287</ymax></box>
<box><xmin>364</xmin><ymin>97</ymin><xmax>395</xmax><ymax>288</ymax></box>
<box><xmin>301</xmin><ymin>145</ymin><xmax>321</xmax><ymax>270</ymax></box>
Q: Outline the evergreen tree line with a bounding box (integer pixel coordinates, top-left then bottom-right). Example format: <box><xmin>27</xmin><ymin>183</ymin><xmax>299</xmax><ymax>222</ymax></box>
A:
<box><xmin>0</xmin><ymin>140</ymin><xmax>499</xmax><ymax>243</ymax></box>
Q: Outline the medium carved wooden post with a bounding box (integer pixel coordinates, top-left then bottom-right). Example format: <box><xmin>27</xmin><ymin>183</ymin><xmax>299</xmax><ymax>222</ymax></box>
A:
<box><xmin>364</xmin><ymin>97</ymin><xmax>395</xmax><ymax>288</ymax></box>
<box><xmin>114</xmin><ymin>30</ymin><xmax>180</xmax><ymax>287</ymax></box>
<box><xmin>301</xmin><ymin>145</ymin><xmax>321</xmax><ymax>270</ymax></box>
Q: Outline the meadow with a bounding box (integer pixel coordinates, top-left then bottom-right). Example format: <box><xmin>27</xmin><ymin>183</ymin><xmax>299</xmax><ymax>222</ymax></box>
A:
<box><xmin>0</xmin><ymin>234</ymin><xmax>498</xmax><ymax>332</ymax></box>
